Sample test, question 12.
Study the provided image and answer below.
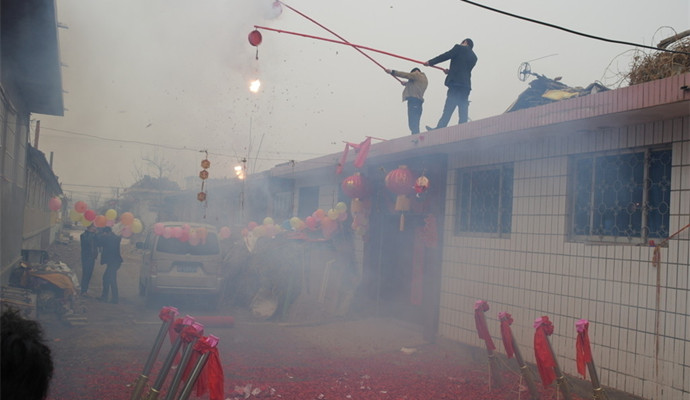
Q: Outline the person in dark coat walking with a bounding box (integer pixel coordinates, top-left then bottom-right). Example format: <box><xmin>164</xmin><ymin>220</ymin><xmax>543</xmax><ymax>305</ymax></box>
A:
<box><xmin>424</xmin><ymin>38</ymin><xmax>477</xmax><ymax>129</ymax></box>
<box><xmin>97</xmin><ymin>227</ymin><xmax>123</xmax><ymax>303</ymax></box>
<box><xmin>79</xmin><ymin>224</ymin><xmax>98</xmax><ymax>296</ymax></box>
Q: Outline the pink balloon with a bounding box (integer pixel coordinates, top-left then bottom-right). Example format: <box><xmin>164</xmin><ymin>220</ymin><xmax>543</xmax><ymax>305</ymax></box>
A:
<box><xmin>163</xmin><ymin>227</ymin><xmax>172</xmax><ymax>239</ymax></box>
<box><xmin>49</xmin><ymin>197</ymin><xmax>62</xmax><ymax>211</ymax></box>
<box><xmin>219</xmin><ymin>226</ymin><xmax>231</xmax><ymax>239</ymax></box>
<box><xmin>84</xmin><ymin>209</ymin><xmax>97</xmax><ymax>221</ymax></box>
<box><xmin>106</xmin><ymin>219</ymin><xmax>115</xmax><ymax>227</ymax></box>
<box><xmin>172</xmin><ymin>227</ymin><xmax>183</xmax><ymax>238</ymax></box>
<box><xmin>179</xmin><ymin>229</ymin><xmax>190</xmax><ymax>242</ymax></box>
<box><xmin>153</xmin><ymin>223</ymin><xmax>165</xmax><ymax>236</ymax></box>
<box><xmin>247</xmin><ymin>221</ymin><xmax>258</xmax><ymax>231</ymax></box>
<box><xmin>74</xmin><ymin>201</ymin><xmax>88</xmax><ymax>214</ymax></box>
<box><xmin>305</xmin><ymin>216</ymin><xmax>317</xmax><ymax>230</ymax></box>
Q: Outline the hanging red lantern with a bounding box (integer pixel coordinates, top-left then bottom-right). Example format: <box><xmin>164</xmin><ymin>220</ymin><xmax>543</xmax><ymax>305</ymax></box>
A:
<box><xmin>197</xmin><ymin>192</ymin><xmax>207</xmax><ymax>202</ymax></box>
<box><xmin>201</xmin><ymin>159</ymin><xmax>211</xmax><ymax>169</ymax></box>
<box><xmin>199</xmin><ymin>170</ymin><xmax>209</xmax><ymax>180</ymax></box>
<box><xmin>341</xmin><ymin>172</ymin><xmax>369</xmax><ymax>213</ymax></box>
<box><xmin>248</xmin><ymin>30</ymin><xmax>262</xmax><ymax>47</ymax></box>
<box><xmin>385</xmin><ymin>165</ymin><xmax>416</xmax><ymax>231</ymax></box>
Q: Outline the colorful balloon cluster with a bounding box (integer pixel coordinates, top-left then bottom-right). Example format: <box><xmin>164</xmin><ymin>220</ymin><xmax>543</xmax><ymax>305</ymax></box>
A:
<box><xmin>290</xmin><ymin>202</ymin><xmax>349</xmax><ymax>240</ymax></box>
<box><xmin>68</xmin><ymin>202</ymin><xmax>142</xmax><ymax>237</ymax></box>
<box><xmin>153</xmin><ymin>223</ymin><xmax>209</xmax><ymax>246</ymax></box>
<box><xmin>241</xmin><ymin>217</ymin><xmax>285</xmax><ymax>239</ymax></box>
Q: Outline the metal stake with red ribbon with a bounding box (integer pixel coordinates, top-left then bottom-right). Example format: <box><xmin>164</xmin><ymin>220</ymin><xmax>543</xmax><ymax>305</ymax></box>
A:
<box><xmin>474</xmin><ymin>300</ymin><xmax>502</xmax><ymax>387</ymax></box>
<box><xmin>533</xmin><ymin>316</ymin><xmax>571</xmax><ymax>400</ymax></box>
<box><xmin>498</xmin><ymin>311</ymin><xmax>539</xmax><ymax>399</ymax></box>
<box><xmin>130</xmin><ymin>306</ymin><xmax>179</xmax><ymax>400</ymax></box>
<box><xmin>163</xmin><ymin>321</ymin><xmax>205</xmax><ymax>400</ymax></box>
<box><xmin>178</xmin><ymin>335</ymin><xmax>224</xmax><ymax>400</ymax></box>
<box><xmin>143</xmin><ymin>315</ymin><xmax>195</xmax><ymax>400</ymax></box>
<box><xmin>576</xmin><ymin>319</ymin><xmax>609</xmax><ymax>399</ymax></box>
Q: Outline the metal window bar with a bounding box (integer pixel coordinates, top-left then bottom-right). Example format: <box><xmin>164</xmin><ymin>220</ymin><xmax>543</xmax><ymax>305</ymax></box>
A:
<box><xmin>573</xmin><ymin>147</ymin><xmax>671</xmax><ymax>243</ymax></box>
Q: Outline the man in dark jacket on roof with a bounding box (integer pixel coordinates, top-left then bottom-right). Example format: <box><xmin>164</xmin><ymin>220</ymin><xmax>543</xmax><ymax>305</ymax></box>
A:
<box><xmin>424</xmin><ymin>38</ymin><xmax>477</xmax><ymax>129</ymax></box>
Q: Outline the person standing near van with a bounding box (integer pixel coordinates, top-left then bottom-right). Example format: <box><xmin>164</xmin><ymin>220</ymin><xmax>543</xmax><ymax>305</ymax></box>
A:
<box><xmin>79</xmin><ymin>224</ymin><xmax>98</xmax><ymax>296</ymax></box>
<box><xmin>98</xmin><ymin>227</ymin><xmax>123</xmax><ymax>304</ymax></box>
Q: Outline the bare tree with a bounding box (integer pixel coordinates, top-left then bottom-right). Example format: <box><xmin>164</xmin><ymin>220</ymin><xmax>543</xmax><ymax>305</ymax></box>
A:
<box><xmin>88</xmin><ymin>192</ymin><xmax>102</xmax><ymax>211</ymax></box>
<box><xmin>131</xmin><ymin>150</ymin><xmax>176</xmax><ymax>182</ymax></box>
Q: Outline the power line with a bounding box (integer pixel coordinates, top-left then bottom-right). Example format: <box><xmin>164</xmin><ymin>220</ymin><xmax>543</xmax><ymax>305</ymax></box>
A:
<box><xmin>459</xmin><ymin>0</ymin><xmax>690</xmax><ymax>55</ymax></box>
<box><xmin>39</xmin><ymin>125</ymin><xmax>330</xmax><ymax>162</ymax></box>
<box><xmin>61</xmin><ymin>183</ymin><xmax>124</xmax><ymax>189</ymax></box>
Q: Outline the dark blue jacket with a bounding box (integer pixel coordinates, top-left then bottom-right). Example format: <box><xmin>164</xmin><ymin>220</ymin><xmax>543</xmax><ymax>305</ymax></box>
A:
<box><xmin>98</xmin><ymin>233</ymin><xmax>123</xmax><ymax>265</ymax></box>
<box><xmin>427</xmin><ymin>44</ymin><xmax>477</xmax><ymax>90</ymax></box>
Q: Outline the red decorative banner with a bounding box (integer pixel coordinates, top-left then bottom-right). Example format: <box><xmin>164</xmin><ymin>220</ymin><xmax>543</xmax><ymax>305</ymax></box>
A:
<box><xmin>533</xmin><ymin>316</ymin><xmax>556</xmax><ymax>387</ymax></box>
<box><xmin>575</xmin><ymin>319</ymin><xmax>593</xmax><ymax>378</ymax></box>
<box><xmin>473</xmin><ymin>300</ymin><xmax>496</xmax><ymax>350</ymax></box>
<box><xmin>498</xmin><ymin>311</ymin><xmax>515</xmax><ymax>358</ymax></box>
<box><xmin>336</xmin><ymin>137</ymin><xmax>373</xmax><ymax>174</ymax></box>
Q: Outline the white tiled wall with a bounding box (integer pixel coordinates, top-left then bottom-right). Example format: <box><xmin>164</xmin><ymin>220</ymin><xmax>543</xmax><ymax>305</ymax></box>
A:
<box><xmin>438</xmin><ymin>116</ymin><xmax>690</xmax><ymax>399</ymax></box>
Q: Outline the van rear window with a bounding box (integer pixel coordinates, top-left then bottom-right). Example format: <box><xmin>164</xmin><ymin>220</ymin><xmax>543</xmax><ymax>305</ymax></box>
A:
<box><xmin>155</xmin><ymin>234</ymin><xmax>220</xmax><ymax>255</ymax></box>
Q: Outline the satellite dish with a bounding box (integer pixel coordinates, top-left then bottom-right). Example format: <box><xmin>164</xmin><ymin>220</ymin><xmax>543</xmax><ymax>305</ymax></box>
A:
<box><xmin>518</xmin><ymin>62</ymin><xmax>532</xmax><ymax>82</ymax></box>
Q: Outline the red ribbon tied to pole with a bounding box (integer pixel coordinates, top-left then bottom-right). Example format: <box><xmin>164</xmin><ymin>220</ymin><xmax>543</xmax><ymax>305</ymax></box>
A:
<box><xmin>533</xmin><ymin>316</ymin><xmax>556</xmax><ymax>387</ymax></box>
<box><xmin>498</xmin><ymin>311</ymin><xmax>515</xmax><ymax>358</ymax></box>
<box><xmin>159</xmin><ymin>306</ymin><xmax>179</xmax><ymax>322</ymax></box>
<box><xmin>473</xmin><ymin>300</ymin><xmax>496</xmax><ymax>350</ymax></box>
<box><xmin>575</xmin><ymin>319</ymin><xmax>593</xmax><ymax>378</ymax></box>
<box><xmin>190</xmin><ymin>335</ymin><xmax>224</xmax><ymax>400</ymax></box>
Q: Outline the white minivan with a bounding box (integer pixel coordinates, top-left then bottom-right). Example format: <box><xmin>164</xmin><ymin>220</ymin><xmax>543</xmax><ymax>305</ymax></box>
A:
<box><xmin>136</xmin><ymin>222</ymin><xmax>225</xmax><ymax>306</ymax></box>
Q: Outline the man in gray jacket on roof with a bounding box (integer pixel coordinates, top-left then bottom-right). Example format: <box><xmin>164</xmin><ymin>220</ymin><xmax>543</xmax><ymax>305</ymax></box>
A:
<box><xmin>424</xmin><ymin>38</ymin><xmax>477</xmax><ymax>129</ymax></box>
<box><xmin>386</xmin><ymin>67</ymin><xmax>428</xmax><ymax>134</ymax></box>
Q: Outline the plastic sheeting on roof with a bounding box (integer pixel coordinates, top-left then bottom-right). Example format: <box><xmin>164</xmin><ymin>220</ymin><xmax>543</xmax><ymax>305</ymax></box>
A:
<box><xmin>505</xmin><ymin>73</ymin><xmax>609</xmax><ymax>113</ymax></box>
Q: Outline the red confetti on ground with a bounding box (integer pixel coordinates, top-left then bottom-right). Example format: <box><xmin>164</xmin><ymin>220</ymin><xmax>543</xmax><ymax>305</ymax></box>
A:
<box><xmin>47</xmin><ymin>346</ymin><xmax>588</xmax><ymax>400</ymax></box>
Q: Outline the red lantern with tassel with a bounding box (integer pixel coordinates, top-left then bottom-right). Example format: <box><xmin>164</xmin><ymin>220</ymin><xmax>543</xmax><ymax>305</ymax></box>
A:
<box><xmin>341</xmin><ymin>172</ymin><xmax>369</xmax><ymax>213</ymax></box>
<box><xmin>385</xmin><ymin>165</ymin><xmax>415</xmax><ymax>231</ymax></box>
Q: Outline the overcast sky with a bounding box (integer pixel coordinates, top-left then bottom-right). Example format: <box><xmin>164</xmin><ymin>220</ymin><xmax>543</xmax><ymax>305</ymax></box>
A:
<box><xmin>37</xmin><ymin>0</ymin><xmax>689</xmax><ymax>201</ymax></box>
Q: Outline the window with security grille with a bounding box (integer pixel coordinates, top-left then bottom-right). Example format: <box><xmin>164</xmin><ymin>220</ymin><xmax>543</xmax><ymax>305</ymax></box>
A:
<box><xmin>455</xmin><ymin>164</ymin><xmax>513</xmax><ymax>236</ymax></box>
<box><xmin>570</xmin><ymin>147</ymin><xmax>671</xmax><ymax>243</ymax></box>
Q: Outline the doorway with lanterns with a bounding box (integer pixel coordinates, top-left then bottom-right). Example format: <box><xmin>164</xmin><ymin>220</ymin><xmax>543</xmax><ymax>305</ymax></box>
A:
<box><xmin>356</xmin><ymin>154</ymin><xmax>447</xmax><ymax>341</ymax></box>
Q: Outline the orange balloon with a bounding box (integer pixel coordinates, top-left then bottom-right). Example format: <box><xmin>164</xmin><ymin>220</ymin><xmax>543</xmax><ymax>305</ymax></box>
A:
<box><xmin>120</xmin><ymin>212</ymin><xmax>134</xmax><ymax>226</ymax></box>
<box><xmin>94</xmin><ymin>215</ymin><xmax>107</xmax><ymax>227</ymax></box>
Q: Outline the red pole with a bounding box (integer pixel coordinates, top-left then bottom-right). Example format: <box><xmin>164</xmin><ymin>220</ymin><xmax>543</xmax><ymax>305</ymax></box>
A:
<box><xmin>278</xmin><ymin>1</ymin><xmax>403</xmax><ymax>84</ymax></box>
<box><xmin>254</xmin><ymin>25</ymin><xmax>446</xmax><ymax>73</ymax></box>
